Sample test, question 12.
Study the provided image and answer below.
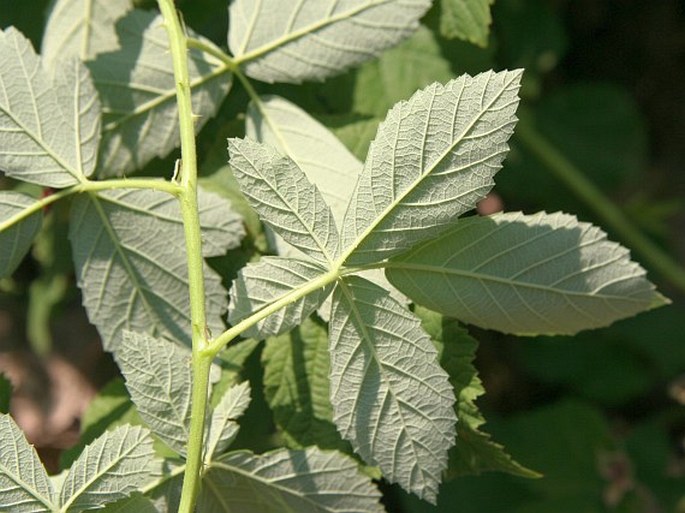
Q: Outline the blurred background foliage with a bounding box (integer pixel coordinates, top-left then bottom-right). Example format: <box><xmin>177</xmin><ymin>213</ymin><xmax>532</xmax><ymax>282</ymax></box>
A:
<box><xmin>1</xmin><ymin>0</ymin><xmax>684</xmax><ymax>512</ymax></box>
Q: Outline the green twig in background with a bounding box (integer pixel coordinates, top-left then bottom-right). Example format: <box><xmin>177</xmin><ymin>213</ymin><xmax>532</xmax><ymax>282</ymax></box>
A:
<box><xmin>516</xmin><ymin>109</ymin><xmax>685</xmax><ymax>295</ymax></box>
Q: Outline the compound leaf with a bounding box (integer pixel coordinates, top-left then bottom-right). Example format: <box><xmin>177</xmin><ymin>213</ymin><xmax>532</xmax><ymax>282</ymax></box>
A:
<box><xmin>0</xmin><ymin>28</ymin><xmax>100</xmax><ymax>187</ymax></box>
<box><xmin>340</xmin><ymin>70</ymin><xmax>522</xmax><ymax>265</ymax></box>
<box><xmin>199</xmin><ymin>448</ymin><xmax>384</xmax><ymax>513</ymax></box>
<box><xmin>229</xmin><ymin>0</ymin><xmax>432</xmax><ymax>84</ymax></box>
<box><xmin>69</xmin><ymin>188</ymin><xmax>242</xmax><ymax>350</ymax></box>
<box><xmin>0</xmin><ymin>192</ymin><xmax>42</xmax><ymax>278</ymax></box>
<box><xmin>90</xmin><ymin>10</ymin><xmax>231</xmax><ymax>176</ymax></box>
<box><xmin>0</xmin><ymin>413</ymin><xmax>56</xmax><ymax>512</ymax></box>
<box><xmin>113</xmin><ymin>332</ymin><xmax>192</xmax><ymax>457</ymax></box>
<box><xmin>228</xmin><ymin>138</ymin><xmax>339</xmax><ymax>262</ymax></box>
<box><xmin>205</xmin><ymin>381</ymin><xmax>252</xmax><ymax>461</ymax></box>
<box><xmin>246</xmin><ymin>95</ymin><xmax>361</xmax><ymax>225</ymax></box>
<box><xmin>386</xmin><ymin>211</ymin><xmax>668</xmax><ymax>336</ymax></box>
<box><xmin>229</xmin><ymin>257</ymin><xmax>332</xmax><ymax>339</ymax></box>
<box><xmin>440</xmin><ymin>0</ymin><xmax>494</xmax><ymax>46</ymax></box>
<box><xmin>59</xmin><ymin>425</ymin><xmax>156</xmax><ymax>511</ymax></box>
<box><xmin>41</xmin><ymin>0</ymin><xmax>133</xmax><ymax>66</ymax></box>
<box><xmin>263</xmin><ymin>318</ymin><xmax>349</xmax><ymax>452</ymax></box>
<box><xmin>329</xmin><ymin>276</ymin><xmax>456</xmax><ymax>503</ymax></box>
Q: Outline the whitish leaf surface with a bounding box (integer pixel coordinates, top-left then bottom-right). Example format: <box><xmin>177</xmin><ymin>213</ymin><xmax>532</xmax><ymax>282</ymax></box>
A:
<box><xmin>340</xmin><ymin>70</ymin><xmax>522</xmax><ymax>265</ymax></box>
<box><xmin>0</xmin><ymin>413</ymin><xmax>55</xmax><ymax>512</ymax></box>
<box><xmin>199</xmin><ymin>448</ymin><xmax>384</xmax><ymax>513</ymax></box>
<box><xmin>246</xmin><ymin>95</ymin><xmax>361</xmax><ymax>224</ymax></box>
<box><xmin>205</xmin><ymin>381</ymin><xmax>251</xmax><ymax>461</ymax></box>
<box><xmin>440</xmin><ymin>0</ymin><xmax>494</xmax><ymax>46</ymax></box>
<box><xmin>69</xmin><ymin>188</ymin><xmax>242</xmax><ymax>350</ymax></box>
<box><xmin>0</xmin><ymin>28</ymin><xmax>100</xmax><ymax>187</ymax></box>
<box><xmin>263</xmin><ymin>318</ymin><xmax>349</xmax><ymax>452</ymax></box>
<box><xmin>386</xmin><ymin>211</ymin><xmax>668</xmax><ymax>336</ymax></box>
<box><xmin>329</xmin><ymin>276</ymin><xmax>456</xmax><ymax>502</ymax></box>
<box><xmin>90</xmin><ymin>10</ymin><xmax>231</xmax><ymax>176</ymax></box>
<box><xmin>0</xmin><ymin>192</ymin><xmax>42</xmax><ymax>278</ymax></box>
<box><xmin>229</xmin><ymin>257</ymin><xmax>332</xmax><ymax>339</ymax></box>
<box><xmin>99</xmin><ymin>493</ymin><xmax>159</xmax><ymax>513</ymax></box>
<box><xmin>41</xmin><ymin>0</ymin><xmax>133</xmax><ymax>66</ymax></box>
<box><xmin>59</xmin><ymin>425</ymin><xmax>156</xmax><ymax>511</ymax></box>
<box><xmin>114</xmin><ymin>332</ymin><xmax>191</xmax><ymax>456</ymax></box>
<box><xmin>228</xmin><ymin>138</ymin><xmax>338</xmax><ymax>262</ymax></box>
<box><xmin>229</xmin><ymin>0</ymin><xmax>431</xmax><ymax>84</ymax></box>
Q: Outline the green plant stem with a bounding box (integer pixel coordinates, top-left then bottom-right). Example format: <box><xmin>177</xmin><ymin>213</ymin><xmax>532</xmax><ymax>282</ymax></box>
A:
<box><xmin>516</xmin><ymin>110</ymin><xmax>685</xmax><ymax>294</ymax></box>
<box><xmin>157</xmin><ymin>1</ymin><xmax>213</xmax><ymax>511</ymax></box>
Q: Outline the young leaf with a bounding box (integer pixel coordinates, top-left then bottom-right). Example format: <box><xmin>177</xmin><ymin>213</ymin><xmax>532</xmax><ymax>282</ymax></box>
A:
<box><xmin>0</xmin><ymin>28</ymin><xmax>101</xmax><ymax>187</ymax></box>
<box><xmin>41</xmin><ymin>0</ymin><xmax>133</xmax><ymax>66</ymax></box>
<box><xmin>228</xmin><ymin>0</ymin><xmax>432</xmax><ymax>84</ymax></box>
<box><xmin>228</xmin><ymin>137</ymin><xmax>339</xmax><ymax>262</ymax></box>
<box><xmin>386</xmin><ymin>211</ymin><xmax>668</xmax><ymax>336</ymax></box>
<box><xmin>262</xmin><ymin>318</ymin><xmax>350</xmax><ymax>452</ymax></box>
<box><xmin>59</xmin><ymin>424</ymin><xmax>156</xmax><ymax>511</ymax></box>
<box><xmin>229</xmin><ymin>257</ymin><xmax>333</xmax><ymax>339</ymax></box>
<box><xmin>113</xmin><ymin>332</ymin><xmax>192</xmax><ymax>457</ymax></box>
<box><xmin>199</xmin><ymin>448</ymin><xmax>384</xmax><ymax>513</ymax></box>
<box><xmin>340</xmin><ymin>70</ymin><xmax>522</xmax><ymax>265</ymax></box>
<box><xmin>415</xmin><ymin>307</ymin><xmax>538</xmax><ymax>478</ymax></box>
<box><xmin>205</xmin><ymin>381</ymin><xmax>251</xmax><ymax>461</ymax></box>
<box><xmin>440</xmin><ymin>0</ymin><xmax>494</xmax><ymax>47</ymax></box>
<box><xmin>245</xmin><ymin>95</ymin><xmax>362</xmax><ymax>224</ymax></box>
<box><xmin>69</xmin><ymin>188</ymin><xmax>242</xmax><ymax>350</ymax></box>
<box><xmin>329</xmin><ymin>276</ymin><xmax>456</xmax><ymax>503</ymax></box>
<box><xmin>90</xmin><ymin>10</ymin><xmax>231</xmax><ymax>176</ymax></box>
<box><xmin>0</xmin><ymin>413</ymin><xmax>56</xmax><ymax>512</ymax></box>
<box><xmin>0</xmin><ymin>192</ymin><xmax>43</xmax><ymax>278</ymax></box>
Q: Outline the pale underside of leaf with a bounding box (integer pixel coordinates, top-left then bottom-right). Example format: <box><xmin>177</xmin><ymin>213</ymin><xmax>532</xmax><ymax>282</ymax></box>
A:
<box><xmin>205</xmin><ymin>381</ymin><xmax>252</xmax><ymax>461</ymax></box>
<box><xmin>41</xmin><ymin>0</ymin><xmax>134</xmax><ymax>66</ymax></box>
<box><xmin>0</xmin><ymin>28</ymin><xmax>101</xmax><ymax>187</ymax></box>
<box><xmin>229</xmin><ymin>0</ymin><xmax>432</xmax><ymax>83</ymax></box>
<box><xmin>229</xmin><ymin>257</ymin><xmax>333</xmax><ymax>339</ymax></box>
<box><xmin>114</xmin><ymin>331</ymin><xmax>192</xmax><ymax>457</ymax></box>
<box><xmin>228</xmin><ymin>137</ymin><xmax>338</xmax><ymax>262</ymax></box>
<box><xmin>98</xmin><ymin>493</ymin><xmax>159</xmax><ymax>513</ymax></box>
<box><xmin>0</xmin><ymin>413</ymin><xmax>56</xmax><ymax>513</ymax></box>
<box><xmin>440</xmin><ymin>0</ymin><xmax>494</xmax><ymax>46</ymax></box>
<box><xmin>59</xmin><ymin>424</ymin><xmax>156</xmax><ymax>511</ymax></box>
<box><xmin>90</xmin><ymin>9</ymin><xmax>231</xmax><ymax>176</ymax></box>
<box><xmin>341</xmin><ymin>69</ymin><xmax>522</xmax><ymax>265</ymax></box>
<box><xmin>246</xmin><ymin>95</ymin><xmax>362</xmax><ymax>226</ymax></box>
<box><xmin>329</xmin><ymin>276</ymin><xmax>456</xmax><ymax>503</ymax></box>
<box><xmin>199</xmin><ymin>448</ymin><xmax>384</xmax><ymax>513</ymax></box>
<box><xmin>386</xmin><ymin>211</ymin><xmax>667</xmax><ymax>336</ymax></box>
<box><xmin>0</xmin><ymin>192</ymin><xmax>43</xmax><ymax>279</ymax></box>
<box><xmin>69</xmin><ymin>188</ymin><xmax>240</xmax><ymax>350</ymax></box>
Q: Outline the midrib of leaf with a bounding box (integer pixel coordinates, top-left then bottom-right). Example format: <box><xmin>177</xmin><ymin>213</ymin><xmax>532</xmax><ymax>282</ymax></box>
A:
<box><xmin>86</xmin><ymin>193</ymin><xmax>178</xmax><ymax>335</ymax></box>
<box><xmin>234</xmin><ymin>0</ymin><xmax>395</xmax><ymax>65</ymax></box>
<box><xmin>81</xmin><ymin>0</ymin><xmax>94</xmax><ymax>59</ymax></box>
<box><xmin>336</xmin><ymin>279</ymin><xmax>431</xmax><ymax>489</ymax></box>
<box><xmin>338</xmin><ymin>71</ymin><xmax>519</xmax><ymax>264</ymax></box>
<box><xmin>0</xmin><ymin>443</ymin><xmax>55</xmax><ymax>511</ymax></box>
<box><xmin>71</xmin><ymin>59</ymin><xmax>89</xmax><ymax>180</ymax></box>
<box><xmin>101</xmin><ymin>63</ymin><xmax>231</xmax><ymax>134</ymax></box>
<box><xmin>384</xmin><ymin>261</ymin><xmax>653</xmax><ymax>303</ymax></box>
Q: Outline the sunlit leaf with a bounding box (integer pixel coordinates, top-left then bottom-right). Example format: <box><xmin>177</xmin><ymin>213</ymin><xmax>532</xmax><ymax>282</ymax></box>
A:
<box><xmin>229</xmin><ymin>257</ymin><xmax>332</xmax><ymax>339</ymax></box>
<box><xmin>229</xmin><ymin>0</ymin><xmax>432</xmax><ymax>83</ymax></box>
<box><xmin>205</xmin><ymin>381</ymin><xmax>251</xmax><ymax>461</ymax></box>
<box><xmin>440</xmin><ymin>0</ymin><xmax>494</xmax><ymax>46</ymax></box>
<box><xmin>69</xmin><ymin>188</ymin><xmax>242</xmax><ymax>350</ymax></box>
<box><xmin>387</xmin><ymin>211</ymin><xmax>668</xmax><ymax>335</ymax></box>
<box><xmin>0</xmin><ymin>413</ymin><xmax>56</xmax><ymax>512</ymax></box>
<box><xmin>341</xmin><ymin>70</ymin><xmax>522</xmax><ymax>265</ymax></box>
<box><xmin>59</xmin><ymin>425</ymin><xmax>156</xmax><ymax>511</ymax></box>
<box><xmin>199</xmin><ymin>448</ymin><xmax>384</xmax><ymax>513</ymax></box>
<box><xmin>0</xmin><ymin>28</ymin><xmax>100</xmax><ymax>187</ymax></box>
<box><xmin>90</xmin><ymin>10</ymin><xmax>231</xmax><ymax>176</ymax></box>
<box><xmin>41</xmin><ymin>0</ymin><xmax>133</xmax><ymax>66</ymax></box>
<box><xmin>0</xmin><ymin>192</ymin><xmax>42</xmax><ymax>278</ymax></box>
<box><xmin>329</xmin><ymin>276</ymin><xmax>456</xmax><ymax>503</ymax></box>
<box><xmin>113</xmin><ymin>332</ymin><xmax>192</xmax><ymax>457</ymax></box>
